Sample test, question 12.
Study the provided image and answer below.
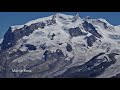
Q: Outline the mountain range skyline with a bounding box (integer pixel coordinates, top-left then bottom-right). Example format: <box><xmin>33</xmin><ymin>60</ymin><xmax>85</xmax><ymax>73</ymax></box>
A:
<box><xmin>0</xmin><ymin>12</ymin><xmax>120</xmax><ymax>39</ymax></box>
<box><xmin>0</xmin><ymin>13</ymin><xmax>120</xmax><ymax>78</ymax></box>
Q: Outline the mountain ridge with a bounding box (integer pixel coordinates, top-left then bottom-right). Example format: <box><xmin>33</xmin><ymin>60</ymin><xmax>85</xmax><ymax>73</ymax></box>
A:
<box><xmin>0</xmin><ymin>13</ymin><xmax>120</xmax><ymax>78</ymax></box>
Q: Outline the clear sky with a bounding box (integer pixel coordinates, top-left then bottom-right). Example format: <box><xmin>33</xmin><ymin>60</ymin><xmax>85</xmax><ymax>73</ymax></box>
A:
<box><xmin>0</xmin><ymin>12</ymin><xmax>120</xmax><ymax>39</ymax></box>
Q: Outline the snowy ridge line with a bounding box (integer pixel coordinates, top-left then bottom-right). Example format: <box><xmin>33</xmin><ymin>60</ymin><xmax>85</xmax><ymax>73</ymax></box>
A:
<box><xmin>1</xmin><ymin>13</ymin><xmax>120</xmax><ymax>78</ymax></box>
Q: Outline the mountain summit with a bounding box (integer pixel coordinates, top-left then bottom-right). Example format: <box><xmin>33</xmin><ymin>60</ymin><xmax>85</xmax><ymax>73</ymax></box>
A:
<box><xmin>0</xmin><ymin>13</ymin><xmax>120</xmax><ymax>78</ymax></box>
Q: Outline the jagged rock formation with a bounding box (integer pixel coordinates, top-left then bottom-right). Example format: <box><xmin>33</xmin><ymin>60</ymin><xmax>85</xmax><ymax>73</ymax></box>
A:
<box><xmin>0</xmin><ymin>13</ymin><xmax>120</xmax><ymax>78</ymax></box>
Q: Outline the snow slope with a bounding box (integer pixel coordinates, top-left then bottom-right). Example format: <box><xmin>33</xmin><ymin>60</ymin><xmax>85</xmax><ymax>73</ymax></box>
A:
<box><xmin>1</xmin><ymin>13</ymin><xmax>120</xmax><ymax>78</ymax></box>
<box><xmin>0</xmin><ymin>38</ymin><xmax>3</xmax><ymax>44</ymax></box>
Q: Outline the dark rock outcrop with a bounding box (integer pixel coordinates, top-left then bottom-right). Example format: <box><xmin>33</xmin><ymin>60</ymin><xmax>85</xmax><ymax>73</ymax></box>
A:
<box><xmin>69</xmin><ymin>27</ymin><xmax>86</xmax><ymax>37</ymax></box>
<box><xmin>111</xmin><ymin>73</ymin><xmax>120</xmax><ymax>78</ymax></box>
<box><xmin>82</xmin><ymin>21</ymin><xmax>102</xmax><ymax>38</ymax></box>
<box><xmin>1</xmin><ymin>27</ymin><xmax>15</xmax><ymax>50</ymax></box>
<box><xmin>40</xmin><ymin>43</ymin><xmax>46</xmax><ymax>50</ymax></box>
<box><xmin>51</xmin><ymin>33</ymin><xmax>55</xmax><ymax>40</ymax></box>
<box><xmin>96</xmin><ymin>20</ymin><xmax>108</xmax><ymax>29</ymax></box>
<box><xmin>1</xmin><ymin>25</ymin><xmax>36</xmax><ymax>50</ymax></box>
<box><xmin>66</xmin><ymin>43</ymin><xmax>73</xmax><ymax>52</ymax></box>
<box><xmin>43</xmin><ymin>49</ymin><xmax>64</xmax><ymax>61</ymax></box>
<box><xmin>25</xmin><ymin>44</ymin><xmax>37</xmax><ymax>50</ymax></box>
<box><xmin>56</xmin><ymin>53</ymin><xmax>119</xmax><ymax>78</ymax></box>
<box><xmin>1</xmin><ymin>18</ymin><xmax>56</xmax><ymax>51</ymax></box>
<box><xmin>86</xmin><ymin>35</ymin><xmax>97</xmax><ymax>47</ymax></box>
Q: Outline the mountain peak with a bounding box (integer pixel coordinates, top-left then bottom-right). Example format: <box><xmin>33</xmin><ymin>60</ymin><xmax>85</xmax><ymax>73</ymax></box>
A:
<box><xmin>86</xmin><ymin>16</ymin><xmax>91</xmax><ymax>19</ymax></box>
<box><xmin>98</xmin><ymin>18</ymin><xmax>113</xmax><ymax>26</ymax></box>
<box><xmin>75</xmin><ymin>13</ymin><xmax>80</xmax><ymax>18</ymax></box>
<box><xmin>72</xmin><ymin>13</ymin><xmax>83</xmax><ymax>24</ymax></box>
<box><xmin>1</xmin><ymin>13</ymin><xmax>120</xmax><ymax>78</ymax></box>
<box><xmin>54</xmin><ymin>13</ymin><xmax>75</xmax><ymax>18</ymax></box>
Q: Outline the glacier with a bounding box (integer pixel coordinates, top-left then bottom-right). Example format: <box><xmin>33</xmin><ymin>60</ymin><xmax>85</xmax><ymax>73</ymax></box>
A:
<box><xmin>0</xmin><ymin>13</ymin><xmax>120</xmax><ymax>78</ymax></box>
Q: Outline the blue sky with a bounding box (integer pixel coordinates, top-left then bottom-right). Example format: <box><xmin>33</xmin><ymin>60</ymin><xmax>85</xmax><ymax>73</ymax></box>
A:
<box><xmin>0</xmin><ymin>12</ymin><xmax>120</xmax><ymax>39</ymax></box>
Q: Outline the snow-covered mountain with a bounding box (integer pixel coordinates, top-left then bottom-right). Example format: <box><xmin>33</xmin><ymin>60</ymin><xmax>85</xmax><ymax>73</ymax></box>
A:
<box><xmin>0</xmin><ymin>13</ymin><xmax>120</xmax><ymax>78</ymax></box>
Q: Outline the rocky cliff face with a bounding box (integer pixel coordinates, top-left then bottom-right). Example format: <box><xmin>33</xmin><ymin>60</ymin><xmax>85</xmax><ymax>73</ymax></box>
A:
<box><xmin>56</xmin><ymin>53</ymin><xmax>119</xmax><ymax>78</ymax></box>
<box><xmin>1</xmin><ymin>16</ymin><xmax>56</xmax><ymax>51</ymax></box>
<box><xmin>0</xmin><ymin>13</ymin><xmax>120</xmax><ymax>78</ymax></box>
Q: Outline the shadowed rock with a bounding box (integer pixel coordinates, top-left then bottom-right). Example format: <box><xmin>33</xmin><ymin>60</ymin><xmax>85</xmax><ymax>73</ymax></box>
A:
<box><xmin>66</xmin><ymin>43</ymin><xmax>73</xmax><ymax>52</ymax></box>
<box><xmin>82</xmin><ymin>21</ymin><xmax>102</xmax><ymax>38</ymax></box>
<box><xmin>69</xmin><ymin>27</ymin><xmax>86</xmax><ymax>37</ymax></box>
<box><xmin>86</xmin><ymin>35</ymin><xmax>97</xmax><ymax>47</ymax></box>
<box><xmin>55</xmin><ymin>53</ymin><xmax>119</xmax><ymax>78</ymax></box>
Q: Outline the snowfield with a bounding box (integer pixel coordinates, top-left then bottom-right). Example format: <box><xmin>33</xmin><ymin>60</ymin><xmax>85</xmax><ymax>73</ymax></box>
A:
<box><xmin>0</xmin><ymin>13</ymin><xmax>120</xmax><ymax>78</ymax></box>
